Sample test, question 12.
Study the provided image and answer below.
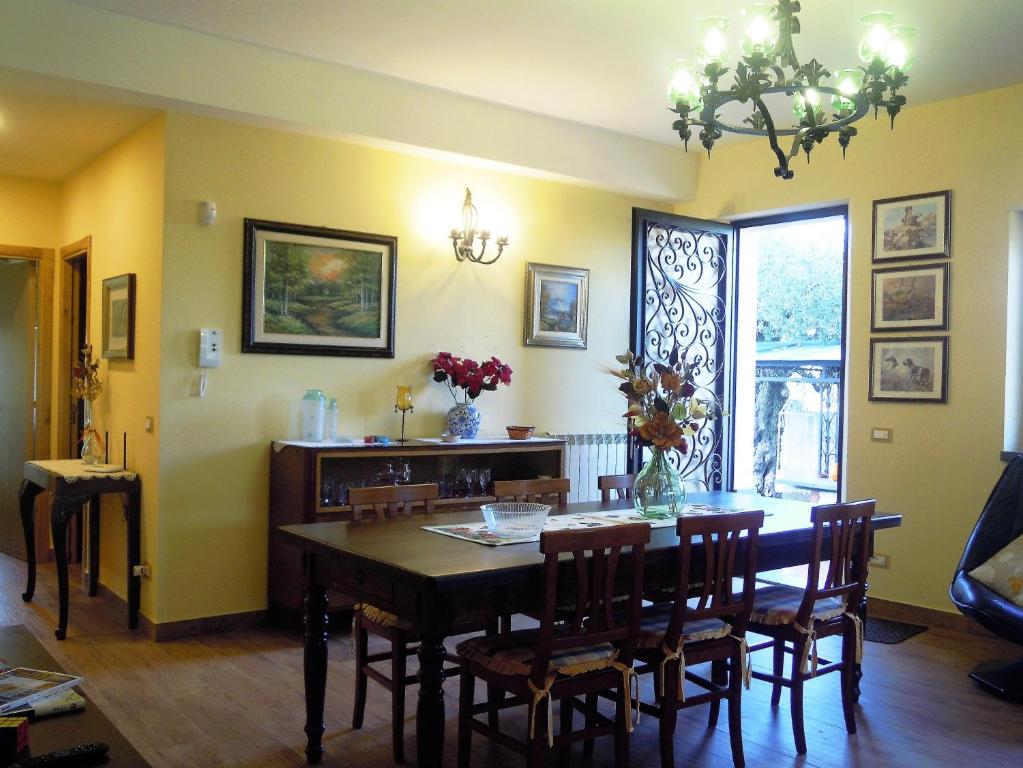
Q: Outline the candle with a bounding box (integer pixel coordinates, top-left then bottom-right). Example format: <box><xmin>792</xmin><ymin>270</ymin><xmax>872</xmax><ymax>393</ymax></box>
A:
<box><xmin>395</xmin><ymin>385</ymin><xmax>413</xmax><ymax>412</ymax></box>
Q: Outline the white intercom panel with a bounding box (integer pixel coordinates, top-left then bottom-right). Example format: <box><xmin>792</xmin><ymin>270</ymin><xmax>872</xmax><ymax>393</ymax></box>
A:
<box><xmin>199</xmin><ymin>328</ymin><xmax>222</xmax><ymax>368</ymax></box>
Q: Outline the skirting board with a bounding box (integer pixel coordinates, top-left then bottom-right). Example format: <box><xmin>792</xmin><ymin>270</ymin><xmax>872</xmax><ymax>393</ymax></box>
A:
<box><xmin>94</xmin><ymin>581</ymin><xmax>264</xmax><ymax>642</ymax></box>
<box><xmin>94</xmin><ymin>584</ymin><xmax>982</xmax><ymax>642</ymax></box>
<box><xmin>868</xmin><ymin>596</ymin><xmax>996</xmax><ymax>638</ymax></box>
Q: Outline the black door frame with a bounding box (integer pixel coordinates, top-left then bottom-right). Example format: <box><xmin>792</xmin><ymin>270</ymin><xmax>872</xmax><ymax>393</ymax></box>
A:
<box><xmin>729</xmin><ymin>205</ymin><xmax>850</xmax><ymax>500</ymax></box>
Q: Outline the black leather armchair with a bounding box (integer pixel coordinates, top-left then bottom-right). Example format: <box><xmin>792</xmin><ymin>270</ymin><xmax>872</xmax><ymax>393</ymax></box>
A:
<box><xmin>950</xmin><ymin>456</ymin><xmax>1023</xmax><ymax>699</ymax></box>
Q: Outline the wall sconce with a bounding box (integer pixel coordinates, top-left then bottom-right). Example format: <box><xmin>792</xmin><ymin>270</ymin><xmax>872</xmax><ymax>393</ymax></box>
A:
<box><xmin>449</xmin><ymin>188</ymin><xmax>508</xmax><ymax>265</ymax></box>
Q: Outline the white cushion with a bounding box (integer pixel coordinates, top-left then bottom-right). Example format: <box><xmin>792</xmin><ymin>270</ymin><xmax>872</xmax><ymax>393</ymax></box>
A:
<box><xmin>968</xmin><ymin>533</ymin><xmax>1023</xmax><ymax>607</ymax></box>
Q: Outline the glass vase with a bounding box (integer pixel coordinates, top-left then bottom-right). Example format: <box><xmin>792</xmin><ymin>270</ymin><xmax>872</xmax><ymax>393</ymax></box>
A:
<box><xmin>80</xmin><ymin>399</ymin><xmax>101</xmax><ymax>465</ymax></box>
<box><xmin>633</xmin><ymin>448</ymin><xmax>686</xmax><ymax>519</ymax></box>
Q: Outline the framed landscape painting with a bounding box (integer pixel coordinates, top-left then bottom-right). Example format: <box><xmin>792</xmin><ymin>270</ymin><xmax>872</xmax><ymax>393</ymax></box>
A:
<box><xmin>523</xmin><ymin>263</ymin><xmax>589</xmax><ymax>349</ymax></box>
<box><xmin>872</xmin><ymin>190</ymin><xmax>951</xmax><ymax>262</ymax></box>
<box><xmin>868</xmin><ymin>336</ymin><xmax>948</xmax><ymax>403</ymax></box>
<box><xmin>243</xmin><ymin>219</ymin><xmax>396</xmax><ymax>357</ymax></box>
<box><xmin>101</xmin><ymin>273</ymin><xmax>135</xmax><ymax>360</ymax></box>
<box><xmin>871</xmin><ymin>263</ymin><xmax>949</xmax><ymax>332</ymax></box>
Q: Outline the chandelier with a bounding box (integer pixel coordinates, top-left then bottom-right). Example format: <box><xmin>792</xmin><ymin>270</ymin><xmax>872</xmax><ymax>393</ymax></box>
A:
<box><xmin>667</xmin><ymin>1</ymin><xmax>913</xmax><ymax>179</ymax></box>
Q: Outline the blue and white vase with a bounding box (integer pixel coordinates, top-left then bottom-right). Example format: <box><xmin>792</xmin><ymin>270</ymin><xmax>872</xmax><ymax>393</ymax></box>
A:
<box><xmin>446</xmin><ymin>402</ymin><xmax>481</xmax><ymax>439</ymax></box>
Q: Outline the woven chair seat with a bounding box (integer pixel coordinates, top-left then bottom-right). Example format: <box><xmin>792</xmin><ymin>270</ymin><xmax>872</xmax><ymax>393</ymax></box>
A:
<box><xmin>357</xmin><ymin>603</ymin><xmax>414</xmax><ymax>631</ymax></box>
<box><xmin>456</xmin><ymin>629</ymin><xmax>617</xmax><ymax>678</ymax></box>
<box><xmin>637</xmin><ymin>603</ymin><xmax>732</xmax><ymax>650</ymax></box>
<box><xmin>750</xmin><ymin>584</ymin><xmax>846</xmax><ymax>626</ymax></box>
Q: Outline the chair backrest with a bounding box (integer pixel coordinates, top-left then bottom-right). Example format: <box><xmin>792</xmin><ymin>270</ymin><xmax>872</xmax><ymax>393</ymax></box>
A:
<box><xmin>493</xmin><ymin>478</ymin><xmax>570</xmax><ymax>507</ymax></box>
<box><xmin>348</xmin><ymin>483</ymin><xmax>439</xmax><ymax>521</ymax></box>
<box><xmin>956</xmin><ymin>456</ymin><xmax>1023</xmax><ymax>574</ymax></box>
<box><xmin>531</xmin><ymin>523</ymin><xmax>650</xmax><ymax>688</ymax></box>
<box><xmin>662</xmin><ymin>510</ymin><xmax>765</xmax><ymax>649</ymax></box>
<box><xmin>797</xmin><ymin>499</ymin><xmax>875</xmax><ymax>625</ymax></box>
<box><xmin>598</xmin><ymin>473</ymin><xmax>636</xmax><ymax>503</ymax></box>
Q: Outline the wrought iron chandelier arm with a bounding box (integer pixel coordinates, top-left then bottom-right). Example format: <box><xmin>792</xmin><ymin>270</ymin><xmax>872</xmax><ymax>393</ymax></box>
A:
<box><xmin>751</xmin><ymin>95</ymin><xmax>794</xmax><ymax>179</ymax></box>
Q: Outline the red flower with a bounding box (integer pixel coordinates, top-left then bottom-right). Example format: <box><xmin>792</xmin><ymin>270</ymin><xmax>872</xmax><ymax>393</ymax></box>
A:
<box><xmin>429</xmin><ymin>351</ymin><xmax>512</xmax><ymax>402</ymax></box>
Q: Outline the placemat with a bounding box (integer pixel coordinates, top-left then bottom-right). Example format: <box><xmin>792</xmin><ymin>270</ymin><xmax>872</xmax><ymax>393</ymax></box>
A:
<box><xmin>422</xmin><ymin>504</ymin><xmax>753</xmax><ymax>546</ymax></box>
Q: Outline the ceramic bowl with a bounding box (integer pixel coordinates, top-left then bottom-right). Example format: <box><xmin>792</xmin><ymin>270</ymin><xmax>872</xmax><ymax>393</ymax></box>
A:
<box><xmin>481</xmin><ymin>502</ymin><xmax>551</xmax><ymax>538</ymax></box>
<box><xmin>506</xmin><ymin>425</ymin><xmax>535</xmax><ymax>440</ymax></box>
<box><xmin>439</xmin><ymin>432</ymin><xmax>461</xmax><ymax>443</ymax></box>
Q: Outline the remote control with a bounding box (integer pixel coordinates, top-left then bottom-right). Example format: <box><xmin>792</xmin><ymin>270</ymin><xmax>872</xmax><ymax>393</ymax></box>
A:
<box><xmin>11</xmin><ymin>742</ymin><xmax>109</xmax><ymax>767</ymax></box>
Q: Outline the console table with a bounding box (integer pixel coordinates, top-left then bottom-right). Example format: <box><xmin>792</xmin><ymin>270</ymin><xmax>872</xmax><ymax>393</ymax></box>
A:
<box><xmin>18</xmin><ymin>460</ymin><xmax>141</xmax><ymax>640</ymax></box>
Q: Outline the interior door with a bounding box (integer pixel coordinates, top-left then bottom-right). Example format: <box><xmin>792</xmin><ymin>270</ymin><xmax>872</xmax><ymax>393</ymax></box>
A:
<box><xmin>629</xmin><ymin>208</ymin><xmax>733</xmax><ymax>491</ymax></box>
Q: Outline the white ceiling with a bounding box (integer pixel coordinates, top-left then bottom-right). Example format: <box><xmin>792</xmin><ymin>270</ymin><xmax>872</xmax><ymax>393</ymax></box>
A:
<box><xmin>69</xmin><ymin>0</ymin><xmax>1023</xmax><ymax>145</ymax></box>
<box><xmin>0</xmin><ymin>69</ymin><xmax>157</xmax><ymax>181</ymax></box>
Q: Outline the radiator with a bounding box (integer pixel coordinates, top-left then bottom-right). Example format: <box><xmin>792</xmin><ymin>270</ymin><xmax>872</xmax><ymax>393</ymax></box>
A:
<box><xmin>550</xmin><ymin>433</ymin><xmax>629</xmax><ymax>503</ymax></box>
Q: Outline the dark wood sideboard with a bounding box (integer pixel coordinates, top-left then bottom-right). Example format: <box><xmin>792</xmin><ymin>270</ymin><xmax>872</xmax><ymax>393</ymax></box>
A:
<box><xmin>267</xmin><ymin>438</ymin><xmax>565</xmax><ymax>625</ymax></box>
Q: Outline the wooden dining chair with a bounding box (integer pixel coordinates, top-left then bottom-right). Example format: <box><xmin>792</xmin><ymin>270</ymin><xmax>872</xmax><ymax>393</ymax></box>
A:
<box><xmin>597</xmin><ymin>473</ymin><xmax>636</xmax><ymax>503</ymax></box>
<box><xmin>747</xmin><ymin>499</ymin><xmax>875</xmax><ymax>755</ymax></box>
<box><xmin>456</xmin><ymin>523</ymin><xmax>650</xmax><ymax>768</ymax></box>
<box><xmin>493</xmin><ymin>477</ymin><xmax>570</xmax><ymax>507</ymax></box>
<box><xmin>622</xmin><ymin>510</ymin><xmax>765</xmax><ymax>768</ymax></box>
<box><xmin>348</xmin><ymin>483</ymin><xmax>443</xmax><ymax>764</ymax></box>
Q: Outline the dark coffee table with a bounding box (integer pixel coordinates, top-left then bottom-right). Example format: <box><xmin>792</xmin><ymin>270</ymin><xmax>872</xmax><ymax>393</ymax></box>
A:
<box><xmin>0</xmin><ymin>625</ymin><xmax>149</xmax><ymax>766</ymax></box>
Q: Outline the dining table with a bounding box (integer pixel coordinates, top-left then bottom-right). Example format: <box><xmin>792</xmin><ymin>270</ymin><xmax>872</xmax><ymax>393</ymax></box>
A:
<box><xmin>278</xmin><ymin>491</ymin><xmax>902</xmax><ymax>767</ymax></box>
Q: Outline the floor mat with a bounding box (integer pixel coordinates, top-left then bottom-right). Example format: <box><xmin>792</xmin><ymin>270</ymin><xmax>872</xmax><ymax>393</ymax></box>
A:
<box><xmin>865</xmin><ymin>616</ymin><xmax>927</xmax><ymax>644</ymax></box>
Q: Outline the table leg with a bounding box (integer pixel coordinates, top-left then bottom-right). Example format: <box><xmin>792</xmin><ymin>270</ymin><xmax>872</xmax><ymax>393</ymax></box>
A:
<box><xmin>416</xmin><ymin>632</ymin><xmax>447</xmax><ymax>768</ymax></box>
<box><xmin>125</xmin><ymin>490</ymin><xmax>141</xmax><ymax>629</ymax></box>
<box><xmin>50</xmin><ymin>494</ymin><xmax>83</xmax><ymax>641</ymax></box>
<box><xmin>18</xmin><ymin>480</ymin><xmax>43</xmax><ymax>602</ymax></box>
<box><xmin>88</xmin><ymin>494</ymin><xmax>100</xmax><ymax>597</ymax></box>
<box><xmin>302</xmin><ymin>552</ymin><xmax>328</xmax><ymax>765</ymax></box>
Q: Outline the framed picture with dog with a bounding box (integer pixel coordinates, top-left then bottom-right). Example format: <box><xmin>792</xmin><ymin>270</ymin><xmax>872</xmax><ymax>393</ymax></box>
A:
<box><xmin>869</xmin><ymin>336</ymin><xmax>948</xmax><ymax>403</ymax></box>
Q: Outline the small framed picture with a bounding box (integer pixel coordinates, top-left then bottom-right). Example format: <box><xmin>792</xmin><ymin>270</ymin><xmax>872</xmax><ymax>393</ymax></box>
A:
<box><xmin>872</xmin><ymin>190</ymin><xmax>951</xmax><ymax>262</ymax></box>
<box><xmin>871</xmin><ymin>263</ymin><xmax>949</xmax><ymax>332</ymax></box>
<box><xmin>523</xmin><ymin>263</ymin><xmax>589</xmax><ymax>349</ymax></box>
<box><xmin>869</xmin><ymin>336</ymin><xmax>948</xmax><ymax>403</ymax></box>
<box><xmin>101</xmin><ymin>273</ymin><xmax>136</xmax><ymax>360</ymax></box>
<box><xmin>242</xmin><ymin>219</ymin><xmax>397</xmax><ymax>357</ymax></box>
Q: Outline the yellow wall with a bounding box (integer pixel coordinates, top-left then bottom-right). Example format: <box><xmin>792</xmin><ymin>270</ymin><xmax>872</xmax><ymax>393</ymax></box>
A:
<box><xmin>678</xmin><ymin>83</ymin><xmax>1023</xmax><ymax>612</ymax></box>
<box><xmin>156</xmin><ymin>112</ymin><xmax>668</xmax><ymax>623</ymax></box>
<box><xmin>59</xmin><ymin>117</ymin><xmax>165</xmax><ymax>616</ymax></box>
<box><xmin>0</xmin><ymin>175</ymin><xmax>59</xmax><ymax>248</ymax></box>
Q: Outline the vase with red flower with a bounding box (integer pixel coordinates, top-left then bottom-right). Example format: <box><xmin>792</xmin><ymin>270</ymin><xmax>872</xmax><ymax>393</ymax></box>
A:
<box><xmin>71</xmin><ymin>345</ymin><xmax>104</xmax><ymax>465</ymax></box>
<box><xmin>429</xmin><ymin>352</ymin><xmax>512</xmax><ymax>439</ymax></box>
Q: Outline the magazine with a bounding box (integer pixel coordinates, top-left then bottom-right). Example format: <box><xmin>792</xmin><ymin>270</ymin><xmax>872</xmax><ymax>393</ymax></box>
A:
<box><xmin>0</xmin><ymin>668</ymin><xmax>83</xmax><ymax>713</ymax></box>
<box><xmin>6</xmin><ymin>688</ymin><xmax>86</xmax><ymax>719</ymax></box>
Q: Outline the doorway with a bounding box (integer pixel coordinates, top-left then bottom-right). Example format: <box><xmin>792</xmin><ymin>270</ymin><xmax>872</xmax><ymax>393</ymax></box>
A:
<box><xmin>731</xmin><ymin>208</ymin><xmax>849</xmax><ymax>502</ymax></box>
<box><xmin>0</xmin><ymin>246</ymin><xmax>53</xmax><ymax>560</ymax></box>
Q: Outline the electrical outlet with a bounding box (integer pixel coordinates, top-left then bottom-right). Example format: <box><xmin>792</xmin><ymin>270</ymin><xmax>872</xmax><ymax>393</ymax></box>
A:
<box><xmin>869</xmin><ymin>553</ymin><xmax>890</xmax><ymax>569</ymax></box>
<box><xmin>871</xmin><ymin>427</ymin><xmax>893</xmax><ymax>443</ymax></box>
<box><xmin>132</xmin><ymin>563</ymin><xmax>152</xmax><ymax>578</ymax></box>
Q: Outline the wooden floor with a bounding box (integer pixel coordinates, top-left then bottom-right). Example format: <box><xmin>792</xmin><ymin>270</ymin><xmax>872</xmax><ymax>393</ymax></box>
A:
<box><xmin>2</xmin><ymin>554</ymin><xmax>1021</xmax><ymax>767</ymax></box>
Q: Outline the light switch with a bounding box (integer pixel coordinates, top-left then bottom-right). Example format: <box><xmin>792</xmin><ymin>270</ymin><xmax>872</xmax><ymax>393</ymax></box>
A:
<box><xmin>871</xmin><ymin>427</ymin><xmax>892</xmax><ymax>442</ymax></box>
<box><xmin>144</xmin><ymin>416</ymin><xmax>154</xmax><ymax>433</ymax></box>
